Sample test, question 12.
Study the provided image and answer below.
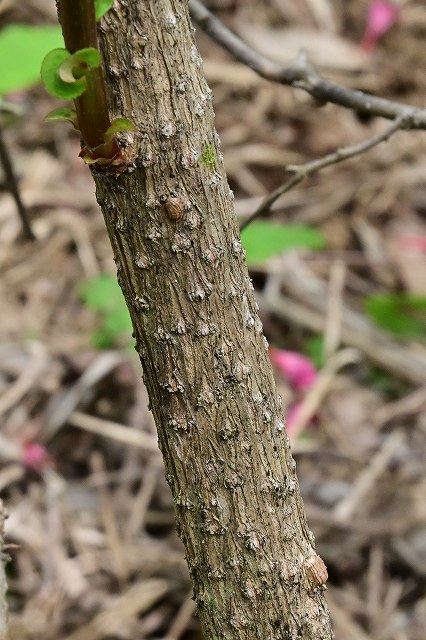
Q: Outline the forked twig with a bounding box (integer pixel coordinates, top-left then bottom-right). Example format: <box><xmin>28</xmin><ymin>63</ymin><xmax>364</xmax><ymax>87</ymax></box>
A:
<box><xmin>189</xmin><ymin>0</ymin><xmax>426</xmax><ymax>129</ymax></box>
<box><xmin>240</xmin><ymin>115</ymin><xmax>405</xmax><ymax>230</ymax></box>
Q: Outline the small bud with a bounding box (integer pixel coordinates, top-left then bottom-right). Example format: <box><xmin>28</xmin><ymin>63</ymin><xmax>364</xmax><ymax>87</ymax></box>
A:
<box><xmin>304</xmin><ymin>554</ymin><xmax>328</xmax><ymax>587</ymax></box>
<box><xmin>165</xmin><ymin>196</ymin><xmax>184</xmax><ymax>220</ymax></box>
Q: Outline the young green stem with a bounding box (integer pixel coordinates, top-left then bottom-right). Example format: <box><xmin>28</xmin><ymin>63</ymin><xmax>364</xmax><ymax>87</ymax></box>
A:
<box><xmin>57</xmin><ymin>0</ymin><xmax>110</xmax><ymax>149</ymax></box>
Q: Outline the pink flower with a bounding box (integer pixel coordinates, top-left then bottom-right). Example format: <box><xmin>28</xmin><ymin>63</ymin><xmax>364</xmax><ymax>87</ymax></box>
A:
<box><xmin>269</xmin><ymin>348</ymin><xmax>317</xmax><ymax>392</ymax></box>
<box><xmin>361</xmin><ymin>1</ymin><xmax>400</xmax><ymax>52</ymax></box>
<box><xmin>399</xmin><ymin>235</ymin><xmax>426</xmax><ymax>252</ymax></box>
<box><xmin>22</xmin><ymin>442</ymin><xmax>49</xmax><ymax>472</ymax></box>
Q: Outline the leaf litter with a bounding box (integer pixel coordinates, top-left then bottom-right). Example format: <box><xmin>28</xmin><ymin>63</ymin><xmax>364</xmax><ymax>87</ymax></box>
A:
<box><xmin>1</xmin><ymin>0</ymin><xmax>426</xmax><ymax>638</ymax></box>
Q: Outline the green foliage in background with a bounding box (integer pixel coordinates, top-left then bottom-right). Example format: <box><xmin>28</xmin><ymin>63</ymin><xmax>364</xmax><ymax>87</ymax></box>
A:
<box><xmin>241</xmin><ymin>220</ymin><xmax>326</xmax><ymax>265</ymax></box>
<box><xmin>80</xmin><ymin>275</ymin><xmax>133</xmax><ymax>349</ymax></box>
<box><xmin>304</xmin><ymin>335</ymin><xmax>326</xmax><ymax>369</ymax></box>
<box><xmin>0</xmin><ymin>1</ymin><xmax>111</xmax><ymax>97</ymax></box>
<box><xmin>364</xmin><ymin>293</ymin><xmax>426</xmax><ymax>339</ymax></box>
<box><xmin>368</xmin><ymin>366</ymin><xmax>406</xmax><ymax>396</ymax></box>
<box><xmin>0</xmin><ymin>25</ymin><xmax>63</xmax><ymax>95</ymax></box>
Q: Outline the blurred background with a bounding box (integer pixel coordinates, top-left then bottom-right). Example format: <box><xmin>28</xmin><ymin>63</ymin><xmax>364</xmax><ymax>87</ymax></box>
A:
<box><xmin>0</xmin><ymin>0</ymin><xmax>426</xmax><ymax>638</ymax></box>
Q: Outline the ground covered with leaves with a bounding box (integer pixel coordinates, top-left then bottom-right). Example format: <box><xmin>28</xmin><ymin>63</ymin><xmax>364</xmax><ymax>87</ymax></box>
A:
<box><xmin>1</xmin><ymin>1</ymin><xmax>426</xmax><ymax>639</ymax></box>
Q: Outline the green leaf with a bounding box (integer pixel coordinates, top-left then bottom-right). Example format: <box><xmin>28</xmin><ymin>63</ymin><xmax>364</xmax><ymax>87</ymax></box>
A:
<box><xmin>305</xmin><ymin>335</ymin><xmax>326</xmax><ymax>369</ymax></box>
<box><xmin>364</xmin><ymin>293</ymin><xmax>426</xmax><ymax>339</ymax></box>
<box><xmin>0</xmin><ymin>24</ymin><xmax>63</xmax><ymax>95</ymax></box>
<box><xmin>58</xmin><ymin>47</ymin><xmax>101</xmax><ymax>82</ymax></box>
<box><xmin>41</xmin><ymin>48</ymin><xmax>86</xmax><ymax>99</ymax></box>
<box><xmin>368</xmin><ymin>367</ymin><xmax>402</xmax><ymax>395</ymax></box>
<box><xmin>103</xmin><ymin>117</ymin><xmax>136</xmax><ymax>142</ymax></box>
<box><xmin>45</xmin><ymin>107</ymin><xmax>79</xmax><ymax>128</ymax></box>
<box><xmin>241</xmin><ymin>221</ymin><xmax>326</xmax><ymax>265</ymax></box>
<box><xmin>80</xmin><ymin>275</ymin><xmax>133</xmax><ymax>349</ymax></box>
<box><xmin>95</xmin><ymin>0</ymin><xmax>114</xmax><ymax>21</ymax></box>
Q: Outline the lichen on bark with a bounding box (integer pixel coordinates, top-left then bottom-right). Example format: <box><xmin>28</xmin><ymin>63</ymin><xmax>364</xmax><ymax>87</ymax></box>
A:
<box><xmin>92</xmin><ymin>1</ymin><xmax>334</xmax><ymax>638</ymax></box>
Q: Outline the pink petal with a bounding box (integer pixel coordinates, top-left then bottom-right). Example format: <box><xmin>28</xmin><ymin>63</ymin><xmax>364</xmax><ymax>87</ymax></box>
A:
<box><xmin>399</xmin><ymin>235</ymin><xmax>426</xmax><ymax>252</ymax></box>
<box><xmin>361</xmin><ymin>1</ymin><xmax>400</xmax><ymax>52</ymax></box>
<box><xmin>269</xmin><ymin>348</ymin><xmax>317</xmax><ymax>391</ymax></box>
<box><xmin>22</xmin><ymin>442</ymin><xmax>49</xmax><ymax>471</ymax></box>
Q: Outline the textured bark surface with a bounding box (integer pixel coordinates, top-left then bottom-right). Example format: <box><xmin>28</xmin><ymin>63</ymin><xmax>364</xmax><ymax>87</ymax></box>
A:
<box><xmin>93</xmin><ymin>1</ymin><xmax>333</xmax><ymax>638</ymax></box>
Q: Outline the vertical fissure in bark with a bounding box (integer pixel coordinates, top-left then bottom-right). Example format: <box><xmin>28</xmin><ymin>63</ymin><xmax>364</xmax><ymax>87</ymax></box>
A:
<box><xmin>93</xmin><ymin>1</ymin><xmax>333</xmax><ymax>638</ymax></box>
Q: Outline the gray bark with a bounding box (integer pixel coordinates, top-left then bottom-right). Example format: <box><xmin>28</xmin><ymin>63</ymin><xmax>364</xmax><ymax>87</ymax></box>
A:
<box><xmin>93</xmin><ymin>1</ymin><xmax>334</xmax><ymax>638</ymax></box>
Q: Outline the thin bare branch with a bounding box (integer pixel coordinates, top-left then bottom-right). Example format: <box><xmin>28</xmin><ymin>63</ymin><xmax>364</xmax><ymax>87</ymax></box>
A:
<box><xmin>189</xmin><ymin>0</ymin><xmax>426</xmax><ymax>129</ymax></box>
<box><xmin>240</xmin><ymin>115</ymin><xmax>405</xmax><ymax>230</ymax></box>
<box><xmin>0</xmin><ymin>127</ymin><xmax>35</xmax><ymax>241</ymax></box>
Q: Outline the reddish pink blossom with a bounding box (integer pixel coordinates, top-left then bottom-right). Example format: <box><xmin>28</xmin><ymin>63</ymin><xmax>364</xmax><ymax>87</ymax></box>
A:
<box><xmin>399</xmin><ymin>235</ymin><xmax>426</xmax><ymax>252</ymax></box>
<box><xmin>361</xmin><ymin>1</ymin><xmax>400</xmax><ymax>52</ymax></box>
<box><xmin>22</xmin><ymin>442</ymin><xmax>49</xmax><ymax>472</ymax></box>
<box><xmin>269</xmin><ymin>348</ymin><xmax>317</xmax><ymax>392</ymax></box>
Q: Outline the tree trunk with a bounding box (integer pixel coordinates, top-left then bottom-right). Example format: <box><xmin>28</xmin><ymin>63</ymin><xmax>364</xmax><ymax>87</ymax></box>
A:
<box><xmin>93</xmin><ymin>1</ymin><xmax>333</xmax><ymax>638</ymax></box>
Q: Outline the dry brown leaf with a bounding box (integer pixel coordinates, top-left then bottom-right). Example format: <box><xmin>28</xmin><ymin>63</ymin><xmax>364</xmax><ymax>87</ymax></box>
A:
<box><xmin>237</xmin><ymin>24</ymin><xmax>369</xmax><ymax>72</ymax></box>
<box><xmin>387</xmin><ymin>219</ymin><xmax>426</xmax><ymax>295</ymax></box>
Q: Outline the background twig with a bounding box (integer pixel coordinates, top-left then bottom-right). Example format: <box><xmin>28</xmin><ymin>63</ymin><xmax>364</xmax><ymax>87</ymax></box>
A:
<box><xmin>240</xmin><ymin>115</ymin><xmax>405</xmax><ymax>230</ymax></box>
<box><xmin>189</xmin><ymin>0</ymin><xmax>426</xmax><ymax>129</ymax></box>
<box><xmin>0</xmin><ymin>127</ymin><xmax>34</xmax><ymax>240</ymax></box>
